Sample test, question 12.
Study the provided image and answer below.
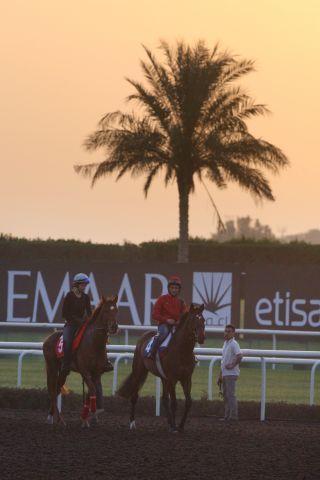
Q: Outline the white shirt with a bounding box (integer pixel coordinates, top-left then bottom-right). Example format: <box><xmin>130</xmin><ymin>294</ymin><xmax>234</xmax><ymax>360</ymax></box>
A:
<box><xmin>221</xmin><ymin>338</ymin><xmax>242</xmax><ymax>377</ymax></box>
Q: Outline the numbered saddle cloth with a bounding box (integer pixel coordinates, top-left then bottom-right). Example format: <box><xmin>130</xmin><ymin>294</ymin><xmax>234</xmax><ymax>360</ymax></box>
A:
<box><xmin>55</xmin><ymin>320</ymin><xmax>89</xmax><ymax>358</ymax></box>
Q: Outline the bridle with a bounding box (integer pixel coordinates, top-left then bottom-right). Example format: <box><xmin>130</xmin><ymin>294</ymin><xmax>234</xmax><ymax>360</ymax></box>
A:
<box><xmin>192</xmin><ymin>313</ymin><xmax>205</xmax><ymax>343</ymax></box>
<box><xmin>93</xmin><ymin>302</ymin><xmax>118</xmax><ymax>334</ymax></box>
<box><xmin>183</xmin><ymin>310</ymin><xmax>205</xmax><ymax>343</ymax></box>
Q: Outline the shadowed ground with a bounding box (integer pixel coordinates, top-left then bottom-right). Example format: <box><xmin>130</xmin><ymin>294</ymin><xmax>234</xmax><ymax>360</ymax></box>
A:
<box><xmin>1</xmin><ymin>406</ymin><xmax>320</xmax><ymax>480</ymax></box>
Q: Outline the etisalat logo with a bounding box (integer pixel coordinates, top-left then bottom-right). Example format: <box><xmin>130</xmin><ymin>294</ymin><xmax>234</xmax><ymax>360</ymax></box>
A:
<box><xmin>192</xmin><ymin>272</ymin><xmax>232</xmax><ymax>326</ymax></box>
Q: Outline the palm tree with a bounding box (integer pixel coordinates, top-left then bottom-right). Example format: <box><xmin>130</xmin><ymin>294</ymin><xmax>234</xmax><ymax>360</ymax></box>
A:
<box><xmin>75</xmin><ymin>40</ymin><xmax>289</xmax><ymax>263</ymax></box>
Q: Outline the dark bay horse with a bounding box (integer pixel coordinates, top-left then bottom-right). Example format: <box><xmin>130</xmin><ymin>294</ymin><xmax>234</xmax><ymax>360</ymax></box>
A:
<box><xmin>43</xmin><ymin>295</ymin><xmax>118</xmax><ymax>426</ymax></box>
<box><xmin>117</xmin><ymin>303</ymin><xmax>205</xmax><ymax>432</ymax></box>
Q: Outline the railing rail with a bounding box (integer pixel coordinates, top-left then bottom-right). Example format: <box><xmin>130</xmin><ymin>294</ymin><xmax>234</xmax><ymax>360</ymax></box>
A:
<box><xmin>1</xmin><ymin>341</ymin><xmax>320</xmax><ymax>359</ymax></box>
<box><xmin>1</xmin><ymin>346</ymin><xmax>320</xmax><ymax>420</ymax></box>
<box><xmin>1</xmin><ymin>321</ymin><xmax>320</xmax><ymax>337</ymax></box>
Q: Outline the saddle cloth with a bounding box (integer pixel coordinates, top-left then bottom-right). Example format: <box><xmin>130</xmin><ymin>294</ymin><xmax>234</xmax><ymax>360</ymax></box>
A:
<box><xmin>55</xmin><ymin>320</ymin><xmax>89</xmax><ymax>358</ymax></box>
<box><xmin>144</xmin><ymin>330</ymin><xmax>173</xmax><ymax>358</ymax></box>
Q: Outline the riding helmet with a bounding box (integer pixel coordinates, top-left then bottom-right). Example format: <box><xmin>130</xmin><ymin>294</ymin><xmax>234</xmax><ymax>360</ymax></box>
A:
<box><xmin>73</xmin><ymin>273</ymin><xmax>90</xmax><ymax>284</ymax></box>
<box><xmin>168</xmin><ymin>275</ymin><xmax>182</xmax><ymax>288</ymax></box>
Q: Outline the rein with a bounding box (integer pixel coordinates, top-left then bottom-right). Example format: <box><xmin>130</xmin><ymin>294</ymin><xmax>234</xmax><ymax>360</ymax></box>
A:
<box><xmin>87</xmin><ymin>301</ymin><xmax>117</xmax><ymax>333</ymax></box>
<box><xmin>178</xmin><ymin>313</ymin><xmax>202</xmax><ymax>341</ymax></box>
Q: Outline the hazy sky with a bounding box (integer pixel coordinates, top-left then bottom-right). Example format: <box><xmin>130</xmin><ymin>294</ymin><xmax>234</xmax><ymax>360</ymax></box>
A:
<box><xmin>1</xmin><ymin>0</ymin><xmax>320</xmax><ymax>244</ymax></box>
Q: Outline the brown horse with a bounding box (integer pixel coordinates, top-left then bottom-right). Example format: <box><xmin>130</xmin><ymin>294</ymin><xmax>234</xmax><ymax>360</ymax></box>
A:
<box><xmin>117</xmin><ymin>303</ymin><xmax>205</xmax><ymax>432</ymax></box>
<box><xmin>43</xmin><ymin>295</ymin><xmax>118</xmax><ymax>426</ymax></box>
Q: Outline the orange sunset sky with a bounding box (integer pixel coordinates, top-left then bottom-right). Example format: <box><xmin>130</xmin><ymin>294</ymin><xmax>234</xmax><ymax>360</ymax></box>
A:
<box><xmin>1</xmin><ymin>0</ymin><xmax>320</xmax><ymax>244</ymax></box>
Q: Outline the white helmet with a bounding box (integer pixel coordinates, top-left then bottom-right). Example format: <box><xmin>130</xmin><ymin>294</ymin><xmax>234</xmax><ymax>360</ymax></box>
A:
<box><xmin>73</xmin><ymin>273</ymin><xmax>90</xmax><ymax>284</ymax></box>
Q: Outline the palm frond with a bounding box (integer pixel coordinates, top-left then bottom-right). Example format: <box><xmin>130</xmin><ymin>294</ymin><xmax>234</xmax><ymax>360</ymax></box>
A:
<box><xmin>200</xmin><ymin>179</ymin><xmax>226</xmax><ymax>232</ymax></box>
<box><xmin>74</xmin><ymin>163</ymin><xmax>100</xmax><ymax>177</ymax></box>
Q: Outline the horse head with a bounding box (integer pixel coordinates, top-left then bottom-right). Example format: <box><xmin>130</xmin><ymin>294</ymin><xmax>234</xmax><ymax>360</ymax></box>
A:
<box><xmin>186</xmin><ymin>303</ymin><xmax>206</xmax><ymax>344</ymax></box>
<box><xmin>93</xmin><ymin>294</ymin><xmax>119</xmax><ymax>334</ymax></box>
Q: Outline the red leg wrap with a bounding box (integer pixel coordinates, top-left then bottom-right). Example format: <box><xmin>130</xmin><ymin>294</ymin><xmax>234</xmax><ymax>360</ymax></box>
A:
<box><xmin>81</xmin><ymin>403</ymin><xmax>90</xmax><ymax>420</ymax></box>
<box><xmin>90</xmin><ymin>395</ymin><xmax>97</xmax><ymax>413</ymax></box>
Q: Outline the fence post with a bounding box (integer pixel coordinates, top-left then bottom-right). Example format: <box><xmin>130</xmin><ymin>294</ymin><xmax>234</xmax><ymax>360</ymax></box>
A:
<box><xmin>208</xmin><ymin>357</ymin><xmax>220</xmax><ymax>400</ymax></box>
<box><xmin>272</xmin><ymin>334</ymin><xmax>277</xmax><ymax>370</ymax></box>
<box><xmin>310</xmin><ymin>361</ymin><xmax>320</xmax><ymax>405</ymax></box>
<box><xmin>155</xmin><ymin>377</ymin><xmax>161</xmax><ymax>416</ymax></box>
<box><xmin>57</xmin><ymin>394</ymin><xmax>62</xmax><ymax>412</ymax></box>
<box><xmin>260</xmin><ymin>357</ymin><xmax>266</xmax><ymax>421</ymax></box>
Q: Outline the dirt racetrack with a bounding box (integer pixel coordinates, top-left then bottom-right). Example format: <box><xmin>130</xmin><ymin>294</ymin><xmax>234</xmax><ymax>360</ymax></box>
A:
<box><xmin>1</xmin><ymin>407</ymin><xmax>320</xmax><ymax>480</ymax></box>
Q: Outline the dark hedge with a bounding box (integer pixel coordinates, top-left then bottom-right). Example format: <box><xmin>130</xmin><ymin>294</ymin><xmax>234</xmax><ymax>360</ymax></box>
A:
<box><xmin>1</xmin><ymin>234</ymin><xmax>320</xmax><ymax>264</ymax></box>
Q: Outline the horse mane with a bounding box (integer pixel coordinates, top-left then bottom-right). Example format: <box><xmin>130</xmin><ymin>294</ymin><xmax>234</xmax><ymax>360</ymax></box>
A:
<box><xmin>87</xmin><ymin>300</ymin><xmax>104</xmax><ymax>325</ymax></box>
<box><xmin>87</xmin><ymin>296</ymin><xmax>116</xmax><ymax>325</ymax></box>
<box><xmin>175</xmin><ymin>310</ymin><xmax>189</xmax><ymax>331</ymax></box>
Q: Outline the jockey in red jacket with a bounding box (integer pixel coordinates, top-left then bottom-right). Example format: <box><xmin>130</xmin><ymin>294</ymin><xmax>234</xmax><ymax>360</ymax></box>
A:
<box><xmin>146</xmin><ymin>275</ymin><xmax>187</xmax><ymax>360</ymax></box>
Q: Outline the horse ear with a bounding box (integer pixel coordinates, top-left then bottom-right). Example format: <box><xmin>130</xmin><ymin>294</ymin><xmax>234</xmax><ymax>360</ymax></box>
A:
<box><xmin>189</xmin><ymin>303</ymin><xmax>195</xmax><ymax>312</ymax></box>
<box><xmin>113</xmin><ymin>294</ymin><xmax>118</xmax><ymax>303</ymax></box>
<box><xmin>200</xmin><ymin>304</ymin><xmax>205</xmax><ymax>312</ymax></box>
<box><xmin>102</xmin><ymin>295</ymin><xmax>107</xmax><ymax>303</ymax></box>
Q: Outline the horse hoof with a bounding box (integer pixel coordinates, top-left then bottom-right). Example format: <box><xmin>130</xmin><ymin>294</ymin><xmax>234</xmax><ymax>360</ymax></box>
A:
<box><xmin>81</xmin><ymin>420</ymin><xmax>90</xmax><ymax>428</ymax></box>
<box><xmin>90</xmin><ymin>414</ymin><xmax>99</xmax><ymax>425</ymax></box>
<box><xmin>170</xmin><ymin>427</ymin><xmax>178</xmax><ymax>434</ymax></box>
<box><xmin>46</xmin><ymin>415</ymin><xmax>54</xmax><ymax>425</ymax></box>
<box><xmin>130</xmin><ymin>421</ymin><xmax>136</xmax><ymax>430</ymax></box>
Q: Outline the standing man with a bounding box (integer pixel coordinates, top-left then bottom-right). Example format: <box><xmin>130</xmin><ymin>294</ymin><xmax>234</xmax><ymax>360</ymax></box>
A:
<box><xmin>218</xmin><ymin>324</ymin><xmax>242</xmax><ymax>421</ymax></box>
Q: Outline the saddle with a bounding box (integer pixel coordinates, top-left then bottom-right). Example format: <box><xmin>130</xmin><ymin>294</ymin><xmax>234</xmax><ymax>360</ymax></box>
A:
<box><xmin>144</xmin><ymin>330</ymin><xmax>173</xmax><ymax>359</ymax></box>
<box><xmin>55</xmin><ymin>320</ymin><xmax>89</xmax><ymax>358</ymax></box>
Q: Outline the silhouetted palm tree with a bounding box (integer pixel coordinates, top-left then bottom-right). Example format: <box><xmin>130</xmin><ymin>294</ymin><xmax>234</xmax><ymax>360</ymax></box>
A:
<box><xmin>75</xmin><ymin>40</ymin><xmax>289</xmax><ymax>263</ymax></box>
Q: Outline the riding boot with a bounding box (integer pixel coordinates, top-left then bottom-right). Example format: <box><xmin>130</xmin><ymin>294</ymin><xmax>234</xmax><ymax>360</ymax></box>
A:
<box><xmin>146</xmin><ymin>336</ymin><xmax>161</xmax><ymax>360</ymax></box>
<box><xmin>103</xmin><ymin>354</ymin><xmax>114</xmax><ymax>372</ymax></box>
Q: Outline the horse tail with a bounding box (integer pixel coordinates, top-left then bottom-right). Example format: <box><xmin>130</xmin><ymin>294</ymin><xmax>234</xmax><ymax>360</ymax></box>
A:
<box><xmin>117</xmin><ymin>343</ymin><xmax>148</xmax><ymax>399</ymax></box>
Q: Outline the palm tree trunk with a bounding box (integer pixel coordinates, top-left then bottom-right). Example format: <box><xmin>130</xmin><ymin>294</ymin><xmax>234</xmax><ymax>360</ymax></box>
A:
<box><xmin>177</xmin><ymin>183</ymin><xmax>189</xmax><ymax>263</ymax></box>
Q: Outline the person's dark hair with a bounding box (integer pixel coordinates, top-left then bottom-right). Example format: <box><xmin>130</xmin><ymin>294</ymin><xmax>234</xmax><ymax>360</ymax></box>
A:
<box><xmin>225</xmin><ymin>324</ymin><xmax>236</xmax><ymax>332</ymax></box>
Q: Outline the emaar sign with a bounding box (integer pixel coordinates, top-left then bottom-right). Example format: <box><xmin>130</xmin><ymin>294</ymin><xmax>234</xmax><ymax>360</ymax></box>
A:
<box><xmin>4</xmin><ymin>270</ymin><xmax>168</xmax><ymax>325</ymax></box>
<box><xmin>0</xmin><ymin>263</ymin><xmax>240</xmax><ymax>327</ymax></box>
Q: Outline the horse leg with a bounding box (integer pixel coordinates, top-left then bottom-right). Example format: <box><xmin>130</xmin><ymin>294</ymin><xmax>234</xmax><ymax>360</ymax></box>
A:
<box><xmin>45</xmin><ymin>363</ymin><xmax>56</xmax><ymax>424</ymax></box>
<box><xmin>129</xmin><ymin>391</ymin><xmax>138</xmax><ymax>430</ymax></box>
<box><xmin>81</xmin><ymin>374</ymin><xmax>96</xmax><ymax>427</ymax></box>
<box><xmin>161</xmin><ymin>380</ymin><xmax>176</xmax><ymax>431</ymax></box>
<box><xmin>45</xmin><ymin>361</ymin><xmax>65</xmax><ymax>425</ymax></box>
<box><xmin>89</xmin><ymin>375</ymin><xmax>103</xmax><ymax>425</ymax></box>
<box><xmin>168</xmin><ymin>383</ymin><xmax>178</xmax><ymax>432</ymax></box>
<box><xmin>178</xmin><ymin>377</ymin><xmax>192</xmax><ymax>432</ymax></box>
<box><xmin>56</xmin><ymin>367</ymin><xmax>68</xmax><ymax>395</ymax></box>
<box><xmin>129</xmin><ymin>359</ymin><xmax>148</xmax><ymax>430</ymax></box>
<box><xmin>117</xmin><ymin>345</ymin><xmax>149</xmax><ymax>430</ymax></box>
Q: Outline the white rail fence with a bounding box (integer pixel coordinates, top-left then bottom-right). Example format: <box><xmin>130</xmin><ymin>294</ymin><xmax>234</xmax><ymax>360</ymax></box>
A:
<box><xmin>1</xmin><ymin>341</ymin><xmax>320</xmax><ymax>420</ymax></box>
<box><xmin>2</xmin><ymin>322</ymin><xmax>320</xmax><ymax>353</ymax></box>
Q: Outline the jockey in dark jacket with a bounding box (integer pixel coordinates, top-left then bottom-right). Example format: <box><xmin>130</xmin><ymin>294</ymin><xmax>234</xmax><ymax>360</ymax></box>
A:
<box><xmin>146</xmin><ymin>275</ymin><xmax>187</xmax><ymax>360</ymax></box>
<box><xmin>61</xmin><ymin>273</ymin><xmax>113</xmax><ymax>376</ymax></box>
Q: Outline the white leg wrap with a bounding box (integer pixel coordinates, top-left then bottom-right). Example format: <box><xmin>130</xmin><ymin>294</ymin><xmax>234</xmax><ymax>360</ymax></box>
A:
<box><xmin>130</xmin><ymin>420</ymin><xmax>136</xmax><ymax>430</ymax></box>
<box><xmin>81</xmin><ymin>419</ymin><xmax>90</xmax><ymax>428</ymax></box>
<box><xmin>46</xmin><ymin>414</ymin><xmax>54</xmax><ymax>424</ymax></box>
